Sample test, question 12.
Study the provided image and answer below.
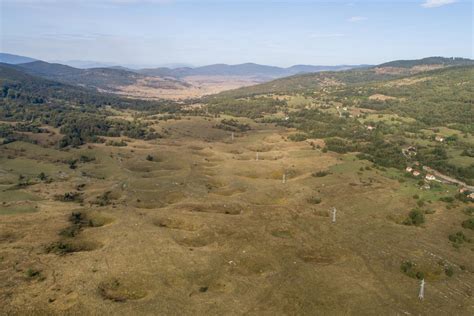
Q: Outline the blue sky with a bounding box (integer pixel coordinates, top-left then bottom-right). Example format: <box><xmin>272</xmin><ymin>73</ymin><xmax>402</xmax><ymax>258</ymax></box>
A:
<box><xmin>1</xmin><ymin>0</ymin><xmax>472</xmax><ymax>67</ymax></box>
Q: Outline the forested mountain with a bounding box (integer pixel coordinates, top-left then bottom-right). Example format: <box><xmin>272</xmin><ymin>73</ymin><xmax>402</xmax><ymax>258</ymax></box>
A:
<box><xmin>0</xmin><ymin>63</ymin><xmax>178</xmax><ymax>110</ymax></box>
<box><xmin>12</xmin><ymin>61</ymin><xmax>186</xmax><ymax>91</ymax></box>
<box><xmin>214</xmin><ymin>57</ymin><xmax>474</xmax><ymax>97</ymax></box>
<box><xmin>0</xmin><ymin>53</ymin><xmax>37</xmax><ymax>64</ymax></box>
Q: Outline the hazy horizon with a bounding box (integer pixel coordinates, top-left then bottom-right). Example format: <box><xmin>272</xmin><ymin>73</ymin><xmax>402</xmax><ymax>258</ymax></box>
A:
<box><xmin>1</xmin><ymin>0</ymin><xmax>472</xmax><ymax>67</ymax></box>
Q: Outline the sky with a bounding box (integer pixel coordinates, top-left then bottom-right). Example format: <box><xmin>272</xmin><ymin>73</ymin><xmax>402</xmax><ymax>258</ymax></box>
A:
<box><xmin>0</xmin><ymin>0</ymin><xmax>472</xmax><ymax>67</ymax></box>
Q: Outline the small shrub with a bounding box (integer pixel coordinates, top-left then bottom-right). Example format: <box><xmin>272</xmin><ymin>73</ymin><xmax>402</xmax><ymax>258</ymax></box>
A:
<box><xmin>26</xmin><ymin>268</ymin><xmax>41</xmax><ymax>278</ymax></box>
<box><xmin>403</xmin><ymin>209</ymin><xmax>425</xmax><ymax>226</ymax></box>
<box><xmin>45</xmin><ymin>241</ymin><xmax>76</xmax><ymax>255</ymax></box>
<box><xmin>312</xmin><ymin>170</ymin><xmax>330</xmax><ymax>177</ymax></box>
<box><xmin>412</xmin><ymin>194</ymin><xmax>419</xmax><ymax>199</ymax></box>
<box><xmin>79</xmin><ymin>155</ymin><xmax>95</xmax><ymax>163</ymax></box>
<box><xmin>444</xmin><ymin>266</ymin><xmax>454</xmax><ymax>277</ymax></box>
<box><xmin>307</xmin><ymin>197</ymin><xmax>322</xmax><ymax>204</ymax></box>
<box><xmin>461</xmin><ymin>218</ymin><xmax>474</xmax><ymax>230</ymax></box>
<box><xmin>54</xmin><ymin>192</ymin><xmax>83</xmax><ymax>203</ymax></box>
<box><xmin>106</xmin><ymin>140</ymin><xmax>127</xmax><ymax>147</ymax></box>
<box><xmin>417</xmin><ymin>200</ymin><xmax>425</xmax><ymax>207</ymax></box>
<box><xmin>288</xmin><ymin>133</ymin><xmax>308</xmax><ymax>142</ymax></box>
<box><xmin>146</xmin><ymin>155</ymin><xmax>153</xmax><ymax>161</ymax></box>
<box><xmin>463</xmin><ymin>206</ymin><xmax>474</xmax><ymax>216</ymax></box>
<box><xmin>448</xmin><ymin>231</ymin><xmax>470</xmax><ymax>245</ymax></box>
<box><xmin>439</xmin><ymin>196</ymin><xmax>454</xmax><ymax>203</ymax></box>
<box><xmin>94</xmin><ymin>191</ymin><xmax>113</xmax><ymax>206</ymax></box>
<box><xmin>400</xmin><ymin>261</ymin><xmax>424</xmax><ymax>279</ymax></box>
<box><xmin>68</xmin><ymin>159</ymin><xmax>78</xmax><ymax>170</ymax></box>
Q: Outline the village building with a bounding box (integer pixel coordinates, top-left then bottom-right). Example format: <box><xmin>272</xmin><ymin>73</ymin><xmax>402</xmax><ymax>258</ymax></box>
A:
<box><xmin>435</xmin><ymin>135</ymin><xmax>445</xmax><ymax>142</ymax></box>
<box><xmin>425</xmin><ymin>174</ymin><xmax>436</xmax><ymax>181</ymax></box>
<box><xmin>412</xmin><ymin>170</ymin><xmax>421</xmax><ymax>177</ymax></box>
<box><xmin>367</xmin><ymin>125</ymin><xmax>375</xmax><ymax>131</ymax></box>
<box><xmin>406</xmin><ymin>167</ymin><xmax>413</xmax><ymax>173</ymax></box>
<box><xmin>421</xmin><ymin>183</ymin><xmax>431</xmax><ymax>190</ymax></box>
<box><xmin>459</xmin><ymin>187</ymin><xmax>468</xmax><ymax>193</ymax></box>
<box><xmin>468</xmin><ymin>193</ymin><xmax>474</xmax><ymax>200</ymax></box>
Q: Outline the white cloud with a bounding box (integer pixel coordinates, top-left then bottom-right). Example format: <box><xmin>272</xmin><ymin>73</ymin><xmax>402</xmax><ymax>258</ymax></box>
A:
<box><xmin>421</xmin><ymin>0</ymin><xmax>456</xmax><ymax>8</ymax></box>
<box><xmin>347</xmin><ymin>16</ymin><xmax>367</xmax><ymax>23</ymax></box>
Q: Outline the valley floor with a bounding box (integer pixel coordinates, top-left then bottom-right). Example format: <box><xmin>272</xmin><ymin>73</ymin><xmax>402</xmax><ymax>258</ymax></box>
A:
<box><xmin>0</xmin><ymin>116</ymin><xmax>473</xmax><ymax>315</ymax></box>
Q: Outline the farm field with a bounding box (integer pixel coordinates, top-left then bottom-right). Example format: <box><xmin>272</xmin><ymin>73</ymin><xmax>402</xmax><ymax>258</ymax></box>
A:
<box><xmin>1</xmin><ymin>115</ymin><xmax>473</xmax><ymax>315</ymax></box>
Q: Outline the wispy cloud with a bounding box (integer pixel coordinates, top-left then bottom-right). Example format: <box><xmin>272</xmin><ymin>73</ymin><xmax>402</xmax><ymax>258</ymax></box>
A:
<box><xmin>310</xmin><ymin>33</ymin><xmax>345</xmax><ymax>38</ymax></box>
<box><xmin>347</xmin><ymin>16</ymin><xmax>367</xmax><ymax>23</ymax></box>
<box><xmin>421</xmin><ymin>0</ymin><xmax>456</xmax><ymax>8</ymax></box>
<box><xmin>3</xmin><ymin>0</ymin><xmax>173</xmax><ymax>4</ymax></box>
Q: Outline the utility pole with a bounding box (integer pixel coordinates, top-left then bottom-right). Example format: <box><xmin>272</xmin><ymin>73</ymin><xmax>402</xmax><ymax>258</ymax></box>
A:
<box><xmin>331</xmin><ymin>207</ymin><xmax>337</xmax><ymax>223</ymax></box>
<box><xmin>418</xmin><ymin>279</ymin><xmax>425</xmax><ymax>300</ymax></box>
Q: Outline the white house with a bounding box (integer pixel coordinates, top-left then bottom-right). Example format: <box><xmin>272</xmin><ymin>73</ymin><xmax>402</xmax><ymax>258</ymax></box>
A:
<box><xmin>406</xmin><ymin>167</ymin><xmax>413</xmax><ymax>173</ymax></box>
<box><xmin>425</xmin><ymin>174</ymin><xmax>436</xmax><ymax>181</ymax></box>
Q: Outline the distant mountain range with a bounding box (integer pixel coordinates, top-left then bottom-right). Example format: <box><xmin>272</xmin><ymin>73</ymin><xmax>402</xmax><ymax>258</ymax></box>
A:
<box><xmin>0</xmin><ymin>53</ymin><xmax>369</xmax><ymax>81</ymax></box>
<box><xmin>136</xmin><ymin>63</ymin><xmax>369</xmax><ymax>80</ymax></box>
<box><xmin>1</xmin><ymin>53</ymin><xmax>472</xmax><ymax>100</ymax></box>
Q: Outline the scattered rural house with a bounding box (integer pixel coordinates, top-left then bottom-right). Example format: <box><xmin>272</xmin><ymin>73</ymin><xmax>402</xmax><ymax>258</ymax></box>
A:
<box><xmin>284</xmin><ymin>116</ymin><xmax>289</xmax><ymax>121</ymax></box>
<box><xmin>367</xmin><ymin>125</ymin><xmax>376</xmax><ymax>131</ymax></box>
<box><xmin>435</xmin><ymin>135</ymin><xmax>445</xmax><ymax>142</ymax></box>
<box><xmin>421</xmin><ymin>183</ymin><xmax>431</xmax><ymax>190</ymax></box>
<box><xmin>412</xmin><ymin>170</ymin><xmax>421</xmax><ymax>177</ymax></box>
<box><xmin>406</xmin><ymin>167</ymin><xmax>413</xmax><ymax>173</ymax></box>
<box><xmin>402</xmin><ymin>146</ymin><xmax>417</xmax><ymax>157</ymax></box>
<box><xmin>342</xmin><ymin>107</ymin><xmax>348</xmax><ymax>111</ymax></box>
<box><xmin>468</xmin><ymin>193</ymin><xmax>474</xmax><ymax>200</ymax></box>
<box><xmin>459</xmin><ymin>187</ymin><xmax>468</xmax><ymax>193</ymax></box>
<box><xmin>425</xmin><ymin>174</ymin><xmax>436</xmax><ymax>181</ymax></box>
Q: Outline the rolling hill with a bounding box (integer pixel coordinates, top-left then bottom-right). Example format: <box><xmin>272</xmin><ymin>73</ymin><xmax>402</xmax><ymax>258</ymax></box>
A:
<box><xmin>0</xmin><ymin>52</ymin><xmax>37</xmax><ymax>64</ymax></box>
<box><xmin>213</xmin><ymin>57</ymin><xmax>474</xmax><ymax>97</ymax></box>
<box><xmin>377</xmin><ymin>56</ymin><xmax>474</xmax><ymax>68</ymax></box>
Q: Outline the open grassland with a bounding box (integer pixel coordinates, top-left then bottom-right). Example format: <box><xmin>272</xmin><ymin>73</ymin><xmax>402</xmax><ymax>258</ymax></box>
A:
<box><xmin>0</xmin><ymin>116</ymin><xmax>473</xmax><ymax>315</ymax></box>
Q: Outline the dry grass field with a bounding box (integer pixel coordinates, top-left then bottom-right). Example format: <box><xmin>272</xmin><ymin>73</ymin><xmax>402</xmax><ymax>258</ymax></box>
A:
<box><xmin>110</xmin><ymin>76</ymin><xmax>263</xmax><ymax>100</ymax></box>
<box><xmin>1</xmin><ymin>116</ymin><xmax>473</xmax><ymax>315</ymax></box>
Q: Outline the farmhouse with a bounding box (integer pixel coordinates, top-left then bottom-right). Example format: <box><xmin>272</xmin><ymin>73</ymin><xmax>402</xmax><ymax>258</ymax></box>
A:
<box><xmin>435</xmin><ymin>135</ymin><xmax>445</xmax><ymax>142</ymax></box>
<box><xmin>425</xmin><ymin>174</ymin><xmax>436</xmax><ymax>181</ymax></box>
<box><xmin>406</xmin><ymin>167</ymin><xmax>413</xmax><ymax>173</ymax></box>
<box><xmin>459</xmin><ymin>187</ymin><xmax>468</xmax><ymax>193</ymax></box>
<box><xmin>412</xmin><ymin>170</ymin><xmax>421</xmax><ymax>177</ymax></box>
